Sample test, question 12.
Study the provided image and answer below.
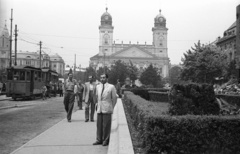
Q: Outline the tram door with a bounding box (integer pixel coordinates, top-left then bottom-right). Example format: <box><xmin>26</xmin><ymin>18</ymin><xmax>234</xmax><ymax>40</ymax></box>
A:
<box><xmin>30</xmin><ymin>70</ymin><xmax>34</xmax><ymax>93</ymax></box>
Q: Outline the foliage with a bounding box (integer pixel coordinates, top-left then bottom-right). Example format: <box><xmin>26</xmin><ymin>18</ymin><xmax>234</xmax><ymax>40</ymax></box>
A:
<box><xmin>168</xmin><ymin>83</ymin><xmax>220</xmax><ymax>115</ymax></box>
<box><xmin>149</xmin><ymin>91</ymin><xmax>169</xmax><ymax>102</ymax></box>
<box><xmin>123</xmin><ymin>91</ymin><xmax>240</xmax><ymax>154</ymax></box>
<box><xmin>140</xmin><ymin>64</ymin><xmax>163</xmax><ymax>88</ymax></box>
<box><xmin>180</xmin><ymin>41</ymin><xmax>228</xmax><ymax>84</ymax></box>
<box><xmin>83</xmin><ymin>66</ymin><xmax>97</xmax><ymax>82</ymax></box>
<box><xmin>108</xmin><ymin>60</ymin><xmax>130</xmax><ymax>85</ymax></box>
<box><xmin>169</xmin><ymin>65</ymin><xmax>182</xmax><ymax>85</ymax></box>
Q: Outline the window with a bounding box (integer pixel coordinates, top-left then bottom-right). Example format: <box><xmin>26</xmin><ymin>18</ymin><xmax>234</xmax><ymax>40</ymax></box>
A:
<box><xmin>34</xmin><ymin>72</ymin><xmax>38</xmax><ymax>81</ymax></box>
<box><xmin>103</xmin><ymin>34</ymin><xmax>110</xmax><ymax>45</ymax></box>
<box><xmin>26</xmin><ymin>72</ymin><xmax>30</xmax><ymax>81</ymax></box>
<box><xmin>20</xmin><ymin>71</ymin><xmax>25</xmax><ymax>81</ymax></box>
<box><xmin>26</xmin><ymin>60</ymin><xmax>31</xmax><ymax>65</ymax></box>
<box><xmin>38</xmin><ymin>72</ymin><xmax>41</xmax><ymax>82</ymax></box>
<box><xmin>54</xmin><ymin>64</ymin><xmax>56</xmax><ymax>68</ymax></box>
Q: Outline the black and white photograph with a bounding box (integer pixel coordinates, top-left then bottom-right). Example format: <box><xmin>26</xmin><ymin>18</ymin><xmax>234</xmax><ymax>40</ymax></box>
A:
<box><xmin>0</xmin><ymin>0</ymin><xmax>240</xmax><ymax>154</ymax></box>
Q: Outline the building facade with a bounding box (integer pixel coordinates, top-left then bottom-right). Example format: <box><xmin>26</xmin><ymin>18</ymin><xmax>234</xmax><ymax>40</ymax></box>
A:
<box><xmin>216</xmin><ymin>21</ymin><xmax>236</xmax><ymax>62</ymax></box>
<box><xmin>0</xmin><ymin>24</ymin><xmax>10</xmax><ymax>70</ymax></box>
<box><xmin>0</xmin><ymin>24</ymin><xmax>65</xmax><ymax>76</ymax></box>
<box><xmin>90</xmin><ymin>8</ymin><xmax>170</xmax><ymax>77</ymax></box>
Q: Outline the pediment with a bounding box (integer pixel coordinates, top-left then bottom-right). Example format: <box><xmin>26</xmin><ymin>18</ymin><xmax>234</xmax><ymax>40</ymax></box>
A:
<box><xmin>113</xmin><ymin>46</ymin><xmax>154</xmax><ymax>58</ymax></box>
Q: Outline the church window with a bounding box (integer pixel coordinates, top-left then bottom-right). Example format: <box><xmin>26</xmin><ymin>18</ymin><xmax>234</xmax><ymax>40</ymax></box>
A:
<box><xmin>103</xmin><ymin>34</ymin><xmax>110</xmax><ymax>45</ymax></box>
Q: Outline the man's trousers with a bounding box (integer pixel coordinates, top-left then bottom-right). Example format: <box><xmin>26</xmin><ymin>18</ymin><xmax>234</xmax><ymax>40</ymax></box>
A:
<box><xmin>85</xmin><ymin>91</ymin><xmax>95</xmax><ymax>120</ymax></box>
<box><xmin>63</xmin><ymin>91</ymin><xmax>75</xmax><ymax>121</ymax></box>
<box><xmin>96</xmin><ymin>113</ymin><xmax>111</xmax><ymax>144</ymax></box>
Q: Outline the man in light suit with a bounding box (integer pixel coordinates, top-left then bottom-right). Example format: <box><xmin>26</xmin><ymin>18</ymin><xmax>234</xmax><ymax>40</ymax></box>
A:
<box><xmin>93</xmin><ymin>73</ymin><xmax>117</xmax><ymax>146</ymax></box>
<box><xmin>83</xmin><ymin>75</ymin><xmax>97</xmax><ymax>122</ymax></box>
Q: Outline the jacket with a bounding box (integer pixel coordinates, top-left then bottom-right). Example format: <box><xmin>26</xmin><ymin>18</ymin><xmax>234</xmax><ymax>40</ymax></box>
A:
<box><xmin>96</xmin><ymin>83</ymin><xmax>117</xmax><ymax>114</ymax></box>
<box><xmin>83</xmin><ymin>82</ymin><xmax>97</xmax><ymax>103</ymax></box>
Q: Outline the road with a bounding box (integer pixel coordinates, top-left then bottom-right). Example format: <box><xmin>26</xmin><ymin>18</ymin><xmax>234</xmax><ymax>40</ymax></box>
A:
<box><xmin>0</xmin><ymin>96</ymin><xmax>77</xmax><ymax>154</ymax></box>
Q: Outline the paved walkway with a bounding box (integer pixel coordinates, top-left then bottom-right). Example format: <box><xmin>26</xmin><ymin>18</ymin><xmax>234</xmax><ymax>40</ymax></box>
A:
<box><xmin>11</xmin><ymin>109</ymin><xmax>108</xmax><ymax>154</ymax></box>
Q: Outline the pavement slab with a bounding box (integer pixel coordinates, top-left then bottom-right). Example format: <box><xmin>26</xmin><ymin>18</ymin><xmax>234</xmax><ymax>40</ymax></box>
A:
<box><xmin>11</xmin><ymin>110</ymin><xmax>108</xmax><ymax>154</ymax></box>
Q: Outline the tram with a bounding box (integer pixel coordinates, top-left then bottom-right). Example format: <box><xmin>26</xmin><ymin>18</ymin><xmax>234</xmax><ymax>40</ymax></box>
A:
<box><xmin>5</xmin><ymin>66</ymin><xmax>59</xmax><ymax>100</ymax></box>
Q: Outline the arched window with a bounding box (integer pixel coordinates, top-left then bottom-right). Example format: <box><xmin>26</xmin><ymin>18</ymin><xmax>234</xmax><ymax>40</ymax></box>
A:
<box><xmin>103</xmin><ymin>34</ymin><xmax>110</xmax><ymax>45</ymax></box>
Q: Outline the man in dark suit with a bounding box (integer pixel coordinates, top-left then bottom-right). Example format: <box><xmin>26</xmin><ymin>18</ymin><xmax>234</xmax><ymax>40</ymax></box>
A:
<box><xmin>83</xmin><ymin>75</ymin><xmax>97</xmax><ymax>122</ymax></box>
<box><xmin>93</xmin><ymin>73</ymin><xmax>117</xmax><ymax>146</ymax></box>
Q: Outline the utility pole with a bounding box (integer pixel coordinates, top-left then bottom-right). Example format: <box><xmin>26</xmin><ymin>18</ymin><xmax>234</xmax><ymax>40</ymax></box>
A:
<box><xmin>9</xmin><ymin>9</ymin><xmax>13</xmax><ymax>67</ymax></box>
<box><xmin>74</xmin><ymin>54</ymin><xmax>76</xmax><ymax>76</ymax></box>
<box><xmin>39</xmin><ymin>41</ymin><xmax>42</xmax><ymax>68</ymax></box>
<box><xmin>14</xmin><ymin>24</ymin><xmax>18</xmax><ymax>66</ymax></box>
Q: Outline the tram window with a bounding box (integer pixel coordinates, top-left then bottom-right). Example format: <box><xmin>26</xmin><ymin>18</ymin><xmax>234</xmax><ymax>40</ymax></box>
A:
<box><xmin>38</xmin><ymin>72</ymin><xmax>41</xmax><ymax>82</ymax></box>
<box><xmin>35</xmin><ymin>72</ymin><xmax>38</xmax><ymax>81</ymax></box>
<box><xmin>7</xmin><ymin>70</ymin><xmax>13</xmax><ymax>80</ymax></box>
<box><xmin>26</xmin><ymin>72</ymin><xmax>30</xmax><ymax>81</ymax></box>
<box><xmin>20</xmin><ymin>71</ymin><xmax>25</xmax><ymax>80</ymax></box>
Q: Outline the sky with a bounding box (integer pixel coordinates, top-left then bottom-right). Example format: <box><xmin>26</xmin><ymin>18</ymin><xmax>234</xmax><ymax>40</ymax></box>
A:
<box><xmin>0</xmin><ymin>0</ymin><xmax>239</xmax><ymax>68</ymax></box>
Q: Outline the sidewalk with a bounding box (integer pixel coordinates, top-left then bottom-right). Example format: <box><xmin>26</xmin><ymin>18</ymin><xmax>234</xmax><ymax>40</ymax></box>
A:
<box><xmin>11</xmin><ymin>110</ymin><xmax>108</xmax><ymax>154</ymax></box>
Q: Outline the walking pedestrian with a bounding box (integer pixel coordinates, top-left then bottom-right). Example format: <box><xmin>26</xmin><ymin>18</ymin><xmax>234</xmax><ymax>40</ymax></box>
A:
<box><xmin>93</xmin><ymin>73</ymin><xmax>117</xmax><ymax>146</ymax></box>
<box><xmin>42</xmin><ymin>85</ymin><xmax>47</xmax><ymax>100</ymax></box>
<box><xmin>63</xmin><ymin>73</ymin><xmax>77</xmax><ymax>122</ymax></box>
<box><xmin>83</xmin><ymin>75</ymin><xmax>97</xmax><ymax>122</ymax></box>
<box><xmin>59</xmin><ymin>82</ymin><xmax>63</xmax><ymax>97</ymax></box>
<box><xmin>74</xmin><ymin>80</ymin><xmax>84</xmax><ymax>110</ymax></box>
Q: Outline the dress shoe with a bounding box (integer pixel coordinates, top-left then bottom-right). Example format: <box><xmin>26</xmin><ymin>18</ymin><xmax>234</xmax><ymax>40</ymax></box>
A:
<box><xmin>91</xmin><ymin>119</ymin><xmax>94</xmax><ymax>122</ymax></box>
<box><xmin>68</xmin><ymin>120</ymin><xmax>71</xmax><ymax>122</ymax></box>
<box><xmin>85</xmin><ymin>119</ymin><xmax>89</xmax><ymax>122</ymax></box>
<box><xmin>102</xmin><ymin>142</ymin><xmax>108</xmax><ymax>146</ymax></box>
<box><xmin>93</xmin><ymin>141</ymin><xmax>102</xmax><ymax>145</ymax></box>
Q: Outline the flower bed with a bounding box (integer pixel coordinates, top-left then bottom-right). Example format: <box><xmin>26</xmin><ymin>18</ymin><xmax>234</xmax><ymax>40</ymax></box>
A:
<box><xmin>123</xmin><ymin>91</ymin><xmax>240</xmax><ymax>154</ymax></box>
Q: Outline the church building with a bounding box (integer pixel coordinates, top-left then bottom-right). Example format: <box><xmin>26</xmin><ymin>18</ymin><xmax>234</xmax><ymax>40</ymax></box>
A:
<box><xmin>90</xmin><ymin>8</ymin><xmax>170</xmax><ymax>77</ymax></box>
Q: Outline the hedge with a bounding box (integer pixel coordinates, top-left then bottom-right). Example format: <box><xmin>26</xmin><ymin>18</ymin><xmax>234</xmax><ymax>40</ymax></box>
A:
<box><xmin>169</xmin><ymin>83</ymin><xmax>220</xmax><ymax>115</ymax></box>
<box><xmin>149</xmin><ymin>91</ymin><xmax>169</xmax><ymax>102</ymax></box>
<box><xmin>123</xmin><ymin>91</ymin><xmax>240</xmax><ymax>154</ymax></box>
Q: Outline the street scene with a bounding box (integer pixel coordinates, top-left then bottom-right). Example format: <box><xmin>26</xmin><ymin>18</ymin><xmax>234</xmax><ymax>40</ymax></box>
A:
<box><xmin>1</xmin><ymin>0</ymin><xmax>240</xmax><ymax>154</ymax></box>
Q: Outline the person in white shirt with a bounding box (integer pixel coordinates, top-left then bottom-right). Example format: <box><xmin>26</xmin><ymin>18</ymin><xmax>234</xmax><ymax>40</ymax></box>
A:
<box><xmin>83</xmin><ymin>76</ymin><xmax>97</xmax><ymax>122</ymax></box>
<box><xmin>63</xmin><ymin>73</ymin><xmax>77</xmax><ymax>122</ymax></box>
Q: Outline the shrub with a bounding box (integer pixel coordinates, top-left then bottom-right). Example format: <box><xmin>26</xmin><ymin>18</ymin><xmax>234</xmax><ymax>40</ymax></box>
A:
<box><xmin>169</xmin><ymin>83</ymin><xmax>220</xmax><ymax>115</ymax></box>
<box><xmin>149</xmin><ymin>91</ymin><xmax>169</xmax><ymax>102</ymax></box>
<box><xmin>123</xmin><ymin>91</ymin><xmax>240</xmax><ymax>154</ymax></box>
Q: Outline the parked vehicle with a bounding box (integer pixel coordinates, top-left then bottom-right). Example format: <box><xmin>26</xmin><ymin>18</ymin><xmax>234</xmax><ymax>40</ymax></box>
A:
<box><xmin>5</xmin><ymin>66</ymin><xmax>58</xmax><ymax>100</ymax></box>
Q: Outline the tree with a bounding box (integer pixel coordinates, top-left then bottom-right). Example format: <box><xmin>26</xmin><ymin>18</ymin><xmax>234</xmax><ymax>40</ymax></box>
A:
<box><xmin>127</xmin><ymin>60</ymin><xmax>139</xmax><ymax>81</ymax></box>
<box><xmin>108</xmin><ymin>60</ymin><xmax>129</xmax><ymax>85</ymax></box>
<box><xmin>84</xmin><ymin>66</ymin><xmax>97</xmax><ymax>82</ymax></box>
<box><xmin>140</xmin><ymin>64</ymin><xmax>162</xmax><ymax>87</ymax></box>
<box><xmin>169</xmin><ymin>66</ymin><xmax>182</xmax><ymax>85</ymax></box>
<box><xmin>180</xmin><ymin>41</ymin><xmax>228</xmax><ymax>84</ymax></box>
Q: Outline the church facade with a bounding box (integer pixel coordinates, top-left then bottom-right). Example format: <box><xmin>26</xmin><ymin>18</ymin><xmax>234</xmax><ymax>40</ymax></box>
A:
<box><xmin>90</xmin><ymin>8</ymin><xmax>170</xmax><ymax>77</ymax></box>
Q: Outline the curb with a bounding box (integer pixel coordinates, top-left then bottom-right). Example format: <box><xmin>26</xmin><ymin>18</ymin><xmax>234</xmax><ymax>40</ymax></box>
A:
<box><xmin>0</xmin><ymin>104</ymin><xmax>34</xmax><ymax>110</ymax></box>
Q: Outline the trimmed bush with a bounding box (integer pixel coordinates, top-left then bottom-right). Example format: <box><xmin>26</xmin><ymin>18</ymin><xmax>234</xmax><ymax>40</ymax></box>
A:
<box><xmin>123</xmin><ymin>91</ymin><xmax>240</xmax><ymax>154</ymax></box>
<box><xmin>149</xmin><ymin>91</ymin><xmax>169</xmax><ymax>102</ymax></box>
<box><xmin>169</xmin><ymin>83</ymin><xmax>220</xmax><ymax>115</ymax></box>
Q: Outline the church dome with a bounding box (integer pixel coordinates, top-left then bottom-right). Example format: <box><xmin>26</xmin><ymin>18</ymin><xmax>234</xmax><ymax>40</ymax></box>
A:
<box><xmin>100</xmin><ymin>7</ymin><xmax>112</xmax><ymax>26</ymax></box>
<box><xmin>154</xmin><ymin>10</ymin><xmax>166</xmax><ymax>27</ymax></box>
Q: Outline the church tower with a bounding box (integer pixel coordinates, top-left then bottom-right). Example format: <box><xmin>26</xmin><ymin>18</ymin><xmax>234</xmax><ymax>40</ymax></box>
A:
<box><xmin>99</xmin><ymin>8</ymin><xmax>114</xmax><ymax>56</ymax></box>
<box><xmin>0</xmin><ymin>23</ymin><xmax>10</xmax><ymax>50</ymax></box>
<box><xmin>152</xmin><ymin>10</ymin><xmax>168</xmax><ymax>57</ymax></box>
